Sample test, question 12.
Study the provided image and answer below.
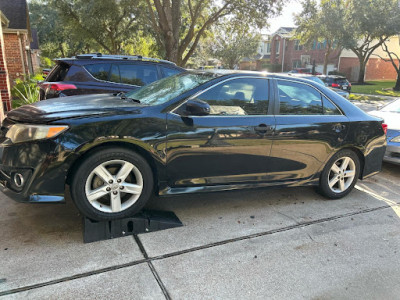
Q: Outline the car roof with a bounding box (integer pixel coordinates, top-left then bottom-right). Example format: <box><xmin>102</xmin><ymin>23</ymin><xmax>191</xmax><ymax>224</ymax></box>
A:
<box><xmin>55</xmin><ymin>53</ymin><xmax>178</xmax><ymax>66</ymax></box>
<box><xmin>188</xmin><ymin>69</ymin><xmax>325</xmax><ymax>85</ymax></box>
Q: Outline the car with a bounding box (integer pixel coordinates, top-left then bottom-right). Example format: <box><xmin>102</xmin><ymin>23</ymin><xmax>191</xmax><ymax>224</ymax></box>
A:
<box><xmin>287</xmin><ymin>74</ymin><xmax>350</xmax><ymax>98</ymax></box>
<box><xmin>288</xmin><ymin>68</ymin><xmax>322</xmax><ymax>75</ymax></box>
<box><xmin>369</xmin><ymin>100</ymin><xmax>400</xmax><ymax>164</ymax></box>
<box><xmin>0</xmin><ymin>70</ymin><xmax>386</xmax><ymax>221</ymax></box>
<box><xmin>319</xmin><ymin>75</ymin><xmax>351</xmax><ymax>92</ymax></box>
<box><xmin>39</xmin><ymin>53</ymin><xmax>184</xmax><ymax>100</ymax></box>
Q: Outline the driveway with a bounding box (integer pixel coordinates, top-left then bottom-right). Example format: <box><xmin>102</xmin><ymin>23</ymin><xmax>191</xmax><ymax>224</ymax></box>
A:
<box><xmin>1</xmin><ymin>161</ymin><xmax>400</xmax><ymax>299</ymax></box>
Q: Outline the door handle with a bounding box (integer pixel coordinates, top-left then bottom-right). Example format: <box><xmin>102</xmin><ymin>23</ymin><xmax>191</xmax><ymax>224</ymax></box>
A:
<box><xmin>254</xmin><ymin>124</ymin><xmax>273</xmax><ymax>133</ymax></box>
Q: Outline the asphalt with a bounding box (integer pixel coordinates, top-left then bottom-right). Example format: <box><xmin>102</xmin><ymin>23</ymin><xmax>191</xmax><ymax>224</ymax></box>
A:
<box><xmin>1</xmin><ymin>98</ymin><xmax>400</xmax><ymax>299</ymax></box>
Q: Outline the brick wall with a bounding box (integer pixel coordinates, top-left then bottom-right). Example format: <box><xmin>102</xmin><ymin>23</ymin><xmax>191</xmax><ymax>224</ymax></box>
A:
<box><xmin>3</xmin><ymin>32</ymin><xmax>29</xmax><ymax>85</ymax></box>
<box><xmin>365</xmin><ymin>58</ymin><xmax>399</xmax><ymax>81</ymax></box>
<box><xmin>339</xmin><ymin>57</ymin><xmax>399</xmax><ymax>82</ymax></box>
<box><xmin>267</xmin><ymin>35</ymin><xmax>341</xmax><ymax>73</ymax></box>
<box><xmin>0</xmin><ymin>26</ymin><xmax>10</xmax><ymax>113</ymax></box>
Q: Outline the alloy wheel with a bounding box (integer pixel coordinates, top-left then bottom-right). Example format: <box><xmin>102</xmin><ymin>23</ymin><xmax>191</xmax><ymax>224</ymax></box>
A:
<box><xmin>327</xmin><ymin>156</ymin><xmax>356</xmax><ymax>194</ymax></box>
<box><xmin>84</xmin><ymin>159</ymin><xmax>143</xmax><ymax>213</ymax></box>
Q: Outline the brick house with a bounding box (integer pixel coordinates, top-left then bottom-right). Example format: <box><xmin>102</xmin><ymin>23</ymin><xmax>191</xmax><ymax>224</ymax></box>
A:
<box><xmin>240</xmin><ymin>27</ymin><xmax>341</xmax><ymax>74</ymax></box>
<box><xmin>0</xmin><ymin>0</ymin><xmax>40</xmax><ymax>112</ymax></box>
<box><xmin>0</xmin><ymin>11</ymin><xmax>9</xmax><ymax>120</ymax></box>
<box><xmin>338</xmin><ymin>36</ymin><xmax>400</xmax><ymax>82</ymax></box>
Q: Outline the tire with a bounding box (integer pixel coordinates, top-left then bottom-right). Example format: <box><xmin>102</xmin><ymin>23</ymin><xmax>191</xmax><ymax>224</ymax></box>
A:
<box><xmin>71</xmin><ymin>147</ymin><xmax>153</xmax><ymax>221</ymax></box>
<box><xmin>318</xmin><ymin>149</ymin><xmax>360</xmax><ymax>199</ymax></box>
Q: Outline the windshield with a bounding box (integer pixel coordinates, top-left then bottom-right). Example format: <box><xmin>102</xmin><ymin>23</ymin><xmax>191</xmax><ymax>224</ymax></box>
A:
<box><xmin>381</xmin><ymin>100</ymin><xmax>400</xmax><ymax>113</ymax></box>
<box><xmin>125</xmin><ymin>72</ymin><xmax>217</xmax><ymax>105</ymax></box>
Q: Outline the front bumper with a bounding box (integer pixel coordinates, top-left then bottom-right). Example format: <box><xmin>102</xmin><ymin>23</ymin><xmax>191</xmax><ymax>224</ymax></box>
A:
<box><xmin>0</xmin><ymin>140</ymin><xmax>69</xmax><ymax>203</ymax></box>
<box><xmin>383</xmin><ymin>143</ymin><xmax>400</xmax><ymax>165</ymax></box>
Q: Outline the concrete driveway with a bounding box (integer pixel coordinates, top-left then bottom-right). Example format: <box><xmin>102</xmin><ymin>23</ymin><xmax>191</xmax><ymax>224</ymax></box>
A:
<box><xmin>1</xmin><ymin>161</ymin><xmax>400</xmax><ymax>299</ymax></box>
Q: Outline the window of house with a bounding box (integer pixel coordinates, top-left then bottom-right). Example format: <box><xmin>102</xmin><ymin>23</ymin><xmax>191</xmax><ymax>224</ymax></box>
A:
<box><xmin>292</xmin><ymin>60</ymin><xmax>302</xmax><ymax>69</ymax></box>
<box><xmin>265</xmin><ymin>42</ymin><xmax>271</xmax><ymax>54</ymax></box>
<box><xmin>294</xmin><ymin>40</ymin><xmax>303</xmax><ymax>51</ymax></box>
<box><xmin>275</xmin><ymin>41</ymin><xmax>280</xmax><ymax>54</ymax></box>
<box><xmin>196</xmin><ymin>78</ymin><xmax>269</xmax><ymax>116</ymax></box>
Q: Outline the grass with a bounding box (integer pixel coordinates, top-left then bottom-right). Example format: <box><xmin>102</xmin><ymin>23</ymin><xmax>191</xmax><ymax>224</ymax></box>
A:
<box><xmin>351</xmin><ymin>81</ymin><xmax>400</xmax><ymax>97</ymax></box>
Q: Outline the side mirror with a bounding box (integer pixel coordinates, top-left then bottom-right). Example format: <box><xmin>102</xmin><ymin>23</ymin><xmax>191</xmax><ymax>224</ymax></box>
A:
<box><xmin>182</xmin><ymin>99</ymin><xmax>210</xmax><ymax>116</ymax></box>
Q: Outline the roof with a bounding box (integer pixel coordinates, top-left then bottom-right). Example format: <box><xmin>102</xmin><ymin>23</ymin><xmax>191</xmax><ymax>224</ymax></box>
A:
<box><xmin>273</xmin><ymin>27</ymin><xmax>296</xmax><ymax>38</ymax></box>
<box><xmin>0</xmin><ymin>0</ymin><xmax>29</xmax><ymax>30</ymax></box>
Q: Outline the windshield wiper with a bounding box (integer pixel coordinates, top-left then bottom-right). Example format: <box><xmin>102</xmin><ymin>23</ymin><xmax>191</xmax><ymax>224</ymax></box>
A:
<box><xmin>116</xmin><ymin>92</ymin><xmax>141</xmax><ymax>103</ymax></box>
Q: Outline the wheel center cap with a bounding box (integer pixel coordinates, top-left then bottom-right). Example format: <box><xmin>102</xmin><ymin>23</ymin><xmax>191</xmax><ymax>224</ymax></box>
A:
<box><xmin>111</xmin><ymin>183</ymin><xmax>119</xmax><ymax>190</ymax></box>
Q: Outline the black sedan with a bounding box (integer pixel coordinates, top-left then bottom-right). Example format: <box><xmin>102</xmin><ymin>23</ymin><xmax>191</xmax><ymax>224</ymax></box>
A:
<box><xmin>0</xmin><ymin>71</ymin><xmax>386</xmax><ymax>220</ymax></box>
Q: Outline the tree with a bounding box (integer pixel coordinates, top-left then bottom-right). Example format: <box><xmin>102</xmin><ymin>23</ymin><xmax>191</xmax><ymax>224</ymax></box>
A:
<box><xmin>144</xmin><ymin>0</ymin><xmax>284</xmax><ymax>66</ymax></box>
<box><xmin>374</xmin><ymin>37</ymin><xmax>400</xmax><ymax>91</ymax></box>
<box><xmin>208</xmin><ymin>20</ymin><xmax>260</xmax><ymax>69</ymax></box>
<box><xmin>338</xmin><ymin>0</ymin><xmax>400</xmax><ymax>83</ymax></box>
<box><xmin>49</xmin><ymin>0</ymin><xmax>143</xmax><ymax>54</ymax></box>
<box><xmin>295</xmin><ymin>0</ymin><xmax>344</xmax><ymax>75</ymax></box>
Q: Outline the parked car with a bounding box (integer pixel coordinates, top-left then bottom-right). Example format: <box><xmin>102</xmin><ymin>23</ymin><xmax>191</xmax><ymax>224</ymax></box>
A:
<box><xmin>369</xmin><ymin>100</ymin><xmax>400</xmax><ymax>164</ymax></box>
<box><xmin>39</xmin><ymin>53</ymin><xmax>184</xmax><ymax>100</ymax></box>
<box><xmin>318</xmin><ymin>75</ymin><xmax>351</xmax><ymax>92</ymax></box>
<box><xmin>0</xmin><ymin>71</ymin><xmax>386</xmax><ymax>221</ymax></box>
<box><xmin>287</xmin><ymin>74</ymin><xmax>350</xmax><ymax>98</ymax></box>
<box><xmin>288</xmin><ymin>68</ymin><xmax>322</xmax><ymax>75</ymax></box>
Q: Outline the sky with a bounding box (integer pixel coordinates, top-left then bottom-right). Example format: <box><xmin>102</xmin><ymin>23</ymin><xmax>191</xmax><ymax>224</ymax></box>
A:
<box><xmin>264</xmin><ymin>0</ymin><xmax>320</xmax><ymax>34</ymax></box>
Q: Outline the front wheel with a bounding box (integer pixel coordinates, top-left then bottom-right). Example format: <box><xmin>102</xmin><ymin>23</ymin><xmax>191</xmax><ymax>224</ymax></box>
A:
<box><xmin>318</xmin><ymin>149</ymin><xmax>360</xmax><ymax>199</ymax></box>
<box><xmin>71</xmin><ymin>148</ymin><xmax>153</xmax><ymax>221</ymax></box>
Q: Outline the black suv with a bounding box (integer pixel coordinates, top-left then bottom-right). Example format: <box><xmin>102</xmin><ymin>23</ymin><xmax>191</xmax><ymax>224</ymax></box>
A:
<box><xmin>39</xmin><ymin>53</ymin><xmax>184</xmax><ymax>100</ymax></box>
<box><xmin>318</xmin><ymin>75</ymin><xmax>351</xmax><ymax>92</ymax></box>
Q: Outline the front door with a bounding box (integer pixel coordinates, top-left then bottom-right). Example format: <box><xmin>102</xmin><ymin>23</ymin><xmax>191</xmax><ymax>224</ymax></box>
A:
<box><xmin>166</xmin><ymin>77</ymin><xmax>275</xmax><ymax>187</ymax></box>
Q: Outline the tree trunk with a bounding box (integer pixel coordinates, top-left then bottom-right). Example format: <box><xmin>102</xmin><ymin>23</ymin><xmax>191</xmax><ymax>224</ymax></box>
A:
<box><xmin>394</xmin><ymin>73</ymin><xmax>400</xmax><ymax>91</ymax></box>
<box><xmin>358</xmin><ymin>60</ymin><xmax>366</xmax><ymax>84</ymax></box>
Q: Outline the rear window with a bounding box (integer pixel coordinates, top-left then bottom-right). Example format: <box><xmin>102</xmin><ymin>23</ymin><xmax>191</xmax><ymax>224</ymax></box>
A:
<box><xmin>46</xmin><ymin>63</ymin><xmax>70</xmax><ymax>82</ymax></box>
<box><xmin>334</xmin><ymin>78</ymin><xmax>348</xmax><ymax>84</ymax></box>
<box><xmin>85</xmin><ymin>63</ymin><xmax>112</xmax><ymax>81</ymax></box>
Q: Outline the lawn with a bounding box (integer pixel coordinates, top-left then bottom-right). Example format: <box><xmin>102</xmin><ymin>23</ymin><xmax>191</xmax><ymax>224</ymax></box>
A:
<box><xmin>351</xmin><ymin>81</ymin><xmax>400</xmax><ymax>97</ymax></box>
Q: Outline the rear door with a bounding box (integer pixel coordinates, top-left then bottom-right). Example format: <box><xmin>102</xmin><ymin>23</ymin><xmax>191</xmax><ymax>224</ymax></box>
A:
<box><xmin>166</xmin><ymin>77</ymin><xmax>275</xmax><ymax>187</ymax></box>
<box><xmin>269</xmin><ymin>79</ymin><xmax>349</xmax><ymax>182</ymax></box>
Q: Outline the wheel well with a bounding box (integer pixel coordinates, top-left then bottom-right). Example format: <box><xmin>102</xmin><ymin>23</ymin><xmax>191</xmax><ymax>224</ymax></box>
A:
<box><xmin>342</xmin><ymin>147</ymin><xmax>365</xmax><ymax>179</ymax></box>
<box><xmin>65</xmin><ymin>142</ymin><xmax>159</xmax><ymax>188</ymax></box>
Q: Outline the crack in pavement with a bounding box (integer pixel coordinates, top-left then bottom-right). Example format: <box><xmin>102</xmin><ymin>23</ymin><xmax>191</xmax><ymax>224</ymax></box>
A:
<box><xmin>1</xmin><ymin>200</ymin><xmax>398</xmax><ymax>297</ymax></box>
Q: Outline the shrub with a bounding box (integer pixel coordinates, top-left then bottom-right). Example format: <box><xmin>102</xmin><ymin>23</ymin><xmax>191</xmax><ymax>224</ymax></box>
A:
<box><xmin>11</xmin><ymin>74</ymin><xmax>44</xmax><ymax>109</ymax></box>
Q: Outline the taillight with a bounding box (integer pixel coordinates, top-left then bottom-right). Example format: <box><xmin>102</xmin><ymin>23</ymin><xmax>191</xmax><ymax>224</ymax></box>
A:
<box><xmin>382</xmin><ymin>123</ymin><xmax>388</xmax><ymax>135</ymax></box>
<box><xmin>41</xmin><ymin>83</ymin><xmax>77</xmax><ymax>91</ymax></box>
<box><xmin>332</xmin><ymin>83</ymin><xmax>340</xmax><ymax>88</ymax></box>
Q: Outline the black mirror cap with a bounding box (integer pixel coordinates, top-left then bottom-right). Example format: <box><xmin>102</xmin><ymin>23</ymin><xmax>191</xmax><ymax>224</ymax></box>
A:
<box><xmin>183</xmin><ymin>99</ymin><xmax>210</xmax><ymax>116</ymax></box>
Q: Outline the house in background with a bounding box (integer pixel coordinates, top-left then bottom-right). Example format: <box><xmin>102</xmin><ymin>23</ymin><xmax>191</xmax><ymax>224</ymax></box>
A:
<box><xmin>338</xmin><ymin>36</ymin><xmax>400</xmax><ymax>82</ymax></box>
<box><xmin>0</xmin><ymin>0</ymin><xmax>40</xmax><ymax>112</ymax></box>
<box><xmin>240</xmin><ymin>27</ymin><xmax>341</xmax><ymax>74</ymax></box>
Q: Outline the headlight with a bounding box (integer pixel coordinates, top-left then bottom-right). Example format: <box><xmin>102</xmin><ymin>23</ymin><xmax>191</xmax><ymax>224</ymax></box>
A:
<box><xmin>6</xmin><ymin>124</ymin><xmax>68</xmax><ymax>143</ymax></box>
<box><xmin>391</xmin><ymin>135</ymin><xmax>400</xmax><ymax>143</ymax></box>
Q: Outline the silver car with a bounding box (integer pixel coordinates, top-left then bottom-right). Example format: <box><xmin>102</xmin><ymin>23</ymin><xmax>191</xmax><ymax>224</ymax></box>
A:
<box><xmin>369</xmin><ymin>100</ymin><xmax>400</xmax><ymax>164</ymax></box>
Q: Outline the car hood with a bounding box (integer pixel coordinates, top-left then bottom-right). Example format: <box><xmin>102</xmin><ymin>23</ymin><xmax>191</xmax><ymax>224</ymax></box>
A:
<box><xmin>369</xmin><ymin>110</ymin><xmax>400</xmax><ymax>130</ymax></box>
<box><xmin>6</xmin><ymin>94</ymin><xmax>141</xmax><ymax>123</ymax></box>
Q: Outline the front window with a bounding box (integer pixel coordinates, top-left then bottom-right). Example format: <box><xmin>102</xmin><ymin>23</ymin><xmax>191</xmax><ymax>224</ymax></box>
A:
<box><xmin>126</xmin><ymin>72</ymin><xmax>217</xmax><ymax>105</ymax></box>
<box><xmin>197</xmin><ymin>78</ymin><xmax>269</xmax><ymax>116</ymax></box>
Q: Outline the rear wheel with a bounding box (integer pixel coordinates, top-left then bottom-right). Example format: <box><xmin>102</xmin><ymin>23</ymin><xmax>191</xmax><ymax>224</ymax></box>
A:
<box><xmin>318</xmin><ymin>149</ymin><xmax>360</xmax><ymax>199</ymax></box>
<box><xmin>71</xmin><ymin>148</ymin><xmax>153</xmax><ymax>221</ymax></box>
